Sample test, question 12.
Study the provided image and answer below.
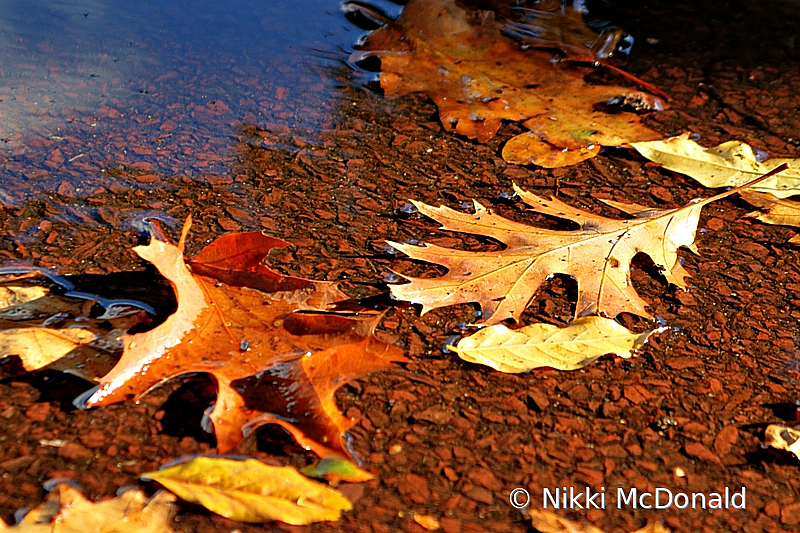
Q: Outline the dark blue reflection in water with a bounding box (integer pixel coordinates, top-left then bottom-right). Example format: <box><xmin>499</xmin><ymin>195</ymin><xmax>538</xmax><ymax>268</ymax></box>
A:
<box><xmin>0</xmin><ymin>0</ymin><xmax>358</xmax><ymax>202</ymax></box>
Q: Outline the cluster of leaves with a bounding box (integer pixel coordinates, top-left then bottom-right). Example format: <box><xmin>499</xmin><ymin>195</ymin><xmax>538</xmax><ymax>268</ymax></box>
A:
<box><xmin>4</xmin><ymin>0</ymin><xmax>800</xmax><ymax>528</ymax></box>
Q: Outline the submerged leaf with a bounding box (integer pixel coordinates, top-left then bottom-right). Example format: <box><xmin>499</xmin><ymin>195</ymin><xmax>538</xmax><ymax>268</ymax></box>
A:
<box><xmin>81</xmin><ymin>228</ymin><xmax>405</xmax><ymax>455</ymax></box>
<box><xmin>631</xmin><ymin>135</ymin><xmax>800</xmax><ymax>197</ymax></box>
<box><xmin>451</xmin><ymin>316</ymin><xmax>658</xmax><ymax>373</ymax></box>
<box><xmin>142</xmin><ymin>457</ymin><xmax>352</xmax><ymax>525</ymax></box>
<box><xmin>0</xmin><ymin>484</ymin><xmax>174</xmax><ymax>532</ymax></box>
<box><xmin>352</xmin><ymin>0</ymin><xmax>662</xmax><ymax>167</ymax></box>
<box><xmin>528</xmin><ymin>509</ymin><xmax>669</xmax><ymax>533</ymax></box>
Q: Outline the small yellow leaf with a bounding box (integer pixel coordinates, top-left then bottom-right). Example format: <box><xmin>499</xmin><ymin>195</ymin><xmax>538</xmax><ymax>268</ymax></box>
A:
<box><xmin>0</xmin><ymin>328</ymin><xmax>97</xmax><ymax>368</ymax></box>
<box><xmin>502</xmin><ymin>133</ymin><xmax>600</xmax><ymax>168</ymax></box>
<box><xmin>764</xmin><ymin>424</ymin><xmax>800</xmax><ymax>459</ymax></box>
<box><xmin>413</xmin><ymin>513</ymin><xmax>441</xmax><ymax>531</ymax></box>
<box><xmin>631</xmin><ymin>134</ymin><xmax>800</xmax><ymax>198</ymax></box>
<box><xmin>300</xmin><ymin>457</ymin><xmax>374</xmax><ymax>485</ymax></box>
<box><xmin>450</xmin><ymin>317</ymin><xmax>659</xmax><ymax>373</ymax></box>
<box><xmin>0</xmin><ymin>483</ymin><xmax>175</xmax><ymax>532</ymax></box>
<box><xmin>141</xmin><ymin>457</ymin><xmax>352</xmax><ymax>525</ymax></box>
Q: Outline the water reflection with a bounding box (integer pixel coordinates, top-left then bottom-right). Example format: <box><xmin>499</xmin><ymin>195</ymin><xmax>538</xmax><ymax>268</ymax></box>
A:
<box><xmin>0</xmin><ymin>0</ymin><xmax>356</xmax><ymax>204</ymax></box>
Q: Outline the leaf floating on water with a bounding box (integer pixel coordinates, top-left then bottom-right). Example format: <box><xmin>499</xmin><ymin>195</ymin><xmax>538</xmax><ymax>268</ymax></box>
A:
<box><xmin>351</xmin><ymin>0</ymin><xmax>663</xmax><ymax>168</ymax></box>
<box><xmin>81</xmin><ymin>224</ymin><xmax>406</xmax><ymax>455</ymax></box>
<box><xmin>0</xmin><ymin>285</ymin><xmax>48</xmax><ymax>310</ymax></box>
<box><xmin>451</xmin><ymin>317</ymin><xmax>658</xmax><ymax>373</ymax></box>
<box><xmin>0</xmin><ymin>483</ymin><xmax>175</xmax><ymax>532</ymax></box>
<box><xmin>631</xmin><ymin>135</ymin><xmax>800</xmax><ymax>198</ymax></box>
<box><xmin>142</xmin><ymin>457</ymin><xmax>352</xmax><ymax>525</ymax></box>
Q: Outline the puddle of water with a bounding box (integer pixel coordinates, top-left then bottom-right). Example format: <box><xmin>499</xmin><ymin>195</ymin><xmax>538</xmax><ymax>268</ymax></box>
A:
<box><xmin>0</xmin><ymin>0</ymin><xmax>359</xmax><ymax>205</ymax></box>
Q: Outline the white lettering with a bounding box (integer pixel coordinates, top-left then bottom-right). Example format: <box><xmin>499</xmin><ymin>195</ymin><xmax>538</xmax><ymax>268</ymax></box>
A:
<box><xmin>617</xmin><ymin>488</ymin><xmax>636</xmax><ymax>509</ymax></box>
<box><xmin>655</xmin><ymin>488</ymin><xmax>672</xmax><ymax>509</ymax></box>
<box><xmin>709</xmin><ymin>493</ymin><xmax>723</xmax><ymax>509</ymax></box>
<box><xmin>674</xmin><ymin>492</ymin><xmax>689</xmax><ymax>509</ymax></box>
<box><xmin>570</xmin><ymin>487</ymin><xmax>584</xmax><ymax>509</ymax></box>
<box><xmin>639</xmin><ymin>492</ymin><xmax>653</xmax><ymax>509</ymax></box>
<box><xmin>543</xmin><ymin>488</ymin><xmax>559</xmax><ymax>509</ymax></box>
<box><xmin>692</xmin><ymin>493</ymin><xmax>706</xmax><ymax>509</ymax></box>
<box><xmin>732</xmin><ymin>488</ymin><xmax>746</xmax><ymax>509</ymax></box>
<box><xmin>586</xmin><ymin>488</ymin><xmax>602</xmax><ymax>509</ymax></box>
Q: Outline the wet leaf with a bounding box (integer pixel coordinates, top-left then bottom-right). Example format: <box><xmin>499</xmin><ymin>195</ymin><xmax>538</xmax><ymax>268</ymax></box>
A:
<box><xmin>0</xmin><ymin>483</ymin><xmax>174</xmax><ymax>532</ymax></box>
<box><xmin>142</xmin><ymin>457</ymin><xmax>351</xmax><ymax>525</ymax></box>
<box><xmin>300</xmin><ymin>457</ymin><xmax>374</xmax><ymax>485</ymax></box>
<box><xmin>529</xmin><ymin>509</ymin><xmax>669</xmax><ymax>533</ymax></box>
<box><xmin>390</xmin><ymin>175</ymin><xmax>777</xmax><ymax>324</ymax></box>
<box><xmin>351</xmin><ymin>0</ymin><xmax>663</xmax><ymax>167</ymax></box>
<box><xmin>740</xmin><ymin>190</ymin><xmax>800</xmax><ymax>244</ymax></box>
<box><xmin>81</xmin><ymin>226</ymin><xmax>405</xmax><ymax>455</ymax></box>
<box><xmin>0</xmin><ymin>285</ymin><xmax>48</xmax><ymax>310</ymax></box>
<box><xmin>764</xmin><ymin>424</ymin><xmax>800</xmax><ymax>459</ymax></box>
<box><xmin>451</xmin><ymin>316</ymin><xmax>659</xmax><ymax>373</ymax></box>
<box><xmin>631</xmin><ymin>135</ymin><xmax>800</xmax><ymax>197</ymax></box>
<box><xmin>0</xmin><ymin>275</ymin><xmax>149</xmax><ymax>381</ymax></box>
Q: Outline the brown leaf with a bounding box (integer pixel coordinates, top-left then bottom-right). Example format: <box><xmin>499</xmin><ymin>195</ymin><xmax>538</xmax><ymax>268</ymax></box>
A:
<box><xmin>528</xmin><ymin>509</ymin><xmax>669</xmax><ymax>533</ymax></box>
<box><xmin>0</xmin><ymin>483</ymin><xmax>174</xmax><ymax>532</ymax></box>
<box><xmin>351</xmin><ymin>0</ymin><xmax>663</xmax><ymax>167</ymax></box>
<box><xmin>390</xmin><ymin>176</ymin><xmax>778</xmax><ymax>324</ymax></box>
<box><xmin>80</xmin><ymin>229</ymin><xmax>405</xmax><ymax>456</ymax></box>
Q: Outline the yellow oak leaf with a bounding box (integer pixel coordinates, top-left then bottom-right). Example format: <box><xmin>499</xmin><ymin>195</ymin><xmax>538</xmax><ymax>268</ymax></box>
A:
<box><xmin>631</xmin><ymin>135</ymin><xmax>800</xmax><ymax>197</ymax></box>
<box><xmin>389</xmin><ymin>171</ymin><xmax>784</xmax><ymax>324</ymax></box>
<box><xmin>740</xmin><ymin>190</ymin><xmax>800</xmax><ymax>244</ymax></box>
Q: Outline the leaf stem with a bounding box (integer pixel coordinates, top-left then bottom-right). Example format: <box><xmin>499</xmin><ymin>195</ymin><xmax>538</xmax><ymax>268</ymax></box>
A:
<box><xmin>694</xmin><ymin>163</ymin><xmax>789</xmax><ymax>209</ymax></box>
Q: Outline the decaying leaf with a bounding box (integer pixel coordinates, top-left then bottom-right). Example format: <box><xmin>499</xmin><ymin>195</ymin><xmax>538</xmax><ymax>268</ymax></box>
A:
<box><xmin>351</xmin><ymin>0</ymin><xmax>663</xmax><ymax>167</ymax></box>
<box><xmin>300</xmin><ymin>457</ymin><xmax>374</xmax><ymax>485</ymax></box>
<box><xmin>740</xmin><ymin>190</ymin><xmax>800</xmax><ymax>243</ymax></box>
<box><xmin>764</xmin><ymin>424</ymin><xmax>800</xmax><ymax>459</ymax></box>
<box><xmin>529</xmin><ymin>509</ymin><xmax>670</xmax><ymax>533</ymax></box>
<box><xmin>389</xmin><ymin>174</ymin><xmax>780</xmax><ymax>324</ymax></box>
<box><xmin>80</xmin><ymin>228</ymin><xmax>405</xmax><ymax>455</ymax></box>
<box><xmin>0</xmin><ymin>285</ymin><xmax>48</xmax><ymax>309</ymax></box>
<box><xmin>142</xmin><ymin>457</ymin><xmax>352</xmax><ymax>525</ymax></box>
<box><xmin>631</xmin><ymin>135</ymin><xmax>800</xmax><ymax>197</ymax></box>
<box><xmin>451</xmin><ymin>316</ymin><xmax>659</xmax><ymax>373</ymax></box>
<box><xmin>0</xmin><ymin>483</ymin><xmax>174</xmax><ymax>532</ymax></box>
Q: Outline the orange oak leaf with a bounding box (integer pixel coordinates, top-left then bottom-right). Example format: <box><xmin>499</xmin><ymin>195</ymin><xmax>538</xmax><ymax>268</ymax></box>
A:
<box><xmin>350</xmin><ymin>0</ymin><xmax>663</xmax><ymax>167</ymax></box>
<box><xmin>389</xmin><ymin>169</ymin><xmax>786</xmax><ymax>324</ymax></box>
<box><xmin>79</xmin><ymin>228</ymin><xmax>405</xmax><ymax>456</ymax></box>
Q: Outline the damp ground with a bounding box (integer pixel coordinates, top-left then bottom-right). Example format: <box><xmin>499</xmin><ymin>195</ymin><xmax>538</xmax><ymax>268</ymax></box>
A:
<box><xmin>1</xmin><ymin>1</ymin><xmax>800</xmax><ymax>532</ymax></box>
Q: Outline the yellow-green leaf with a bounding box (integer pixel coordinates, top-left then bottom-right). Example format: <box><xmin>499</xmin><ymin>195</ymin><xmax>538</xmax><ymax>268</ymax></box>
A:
<box><xmin>141</xmin><ymin>457</ymin><xmax>352</xmax><ymax>525</ymax></box>
<box><xmin>631</xmin><ymin>135</ymin><xmax>800</xmax><ymax>198</ymax></box>
<box><xmin>300</xmin><ymin>458</ymin><xmax>374</xmax><ymax>485</ymax></box>
<box><xmin>450</xmin><ymin>316</ymin><xmax>660</xmax><ymax>373</ymax></box>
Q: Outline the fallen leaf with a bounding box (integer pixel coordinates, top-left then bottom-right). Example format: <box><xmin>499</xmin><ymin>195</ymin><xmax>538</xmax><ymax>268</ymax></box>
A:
<box><xmin>740</xmin><ymin>190</ymin><xmax>800</xmax><ymax>243</ymax></box>
<box><xmin>389</xmin><ymin>173</ymin><xmax>781</xmax><ymax>324</ymax></box>
<box><xmin>80</xmin><ymin>226</ymin><xmax>405</xmax><ymax>455</ymax></box>
<box><xmin>413</xmin><ymin>513</ymin><xmax>441</xmax><ymax>531</ymax></box>
<box><xmin>300</xmin><ymin>457</ymin><xmax>375</xmax><ymax>485</ymax></box>
<box><xmin>764</xmin><ymin>424</ymin><xmax>800</xmax><ymax>459</ymax></box>
<box><xmin>0</xmin><ymin>274</ymin><xmax>149</xmax><ymax>381</ymax></box>
<box><xmin>631</xmin><ymin>134</ymin><xmax>800</xmax><ymax>197</ymax></box>
<box><xmin>0</xmin><ymin>285</ymin><xmax>48</xmax><ymax>309</ymax></box>
<box><xmin>451</xmin><ymin>316</ymin><xmax>660</xmax><ymax>372</ymax></box>
<box><xmin>529</xmin><ymin>509</ymin><xmax>669</xmax><ymax>533</ymax></box>
<box><xmin>142</xmin><ymin>457</ymin><xmax>351</xmax><ymax>525</ymax></box>
<box><xmin>0</xmin><ymin>483</ymin><xmax>174</xmax><ymax>532</ymax></box>
<box><xmin>350</xmin><ymin>0</ymin><xmax>663</xmax><ymax>167</ymax></box>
